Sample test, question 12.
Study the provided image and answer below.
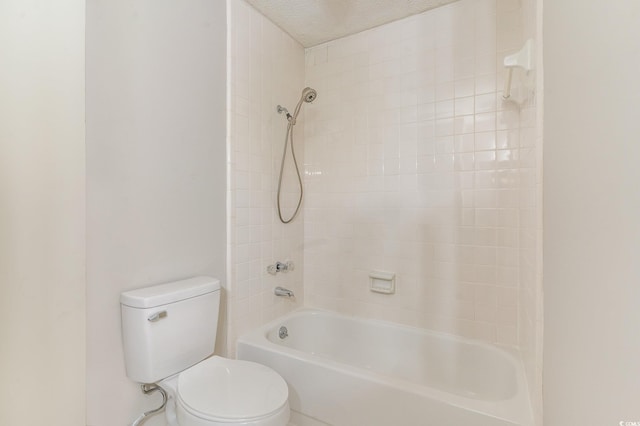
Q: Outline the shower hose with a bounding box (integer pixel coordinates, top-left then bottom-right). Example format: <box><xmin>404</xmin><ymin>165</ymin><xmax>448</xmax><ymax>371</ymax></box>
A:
<box><xmin>276</xmin><ymin>119</ymin><xmax>303</xmax><ymax>224</ymax></box>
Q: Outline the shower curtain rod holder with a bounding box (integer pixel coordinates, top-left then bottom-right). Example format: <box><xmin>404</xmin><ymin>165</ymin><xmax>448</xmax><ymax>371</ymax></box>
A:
<box><xmin>502</xmin><ymin>39</ymin><xmax>534</xmax><ymax>100</ymax></box>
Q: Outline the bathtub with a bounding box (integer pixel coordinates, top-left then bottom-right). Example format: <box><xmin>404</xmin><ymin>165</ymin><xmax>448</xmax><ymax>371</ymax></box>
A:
<box><xmin>237</xmin><ymin>309</ymin><xmax>533</xmax><ymax>426</ymax></box>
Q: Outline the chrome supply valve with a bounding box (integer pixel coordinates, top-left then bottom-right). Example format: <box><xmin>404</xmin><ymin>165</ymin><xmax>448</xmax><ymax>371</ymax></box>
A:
<box><xmin>266</xmin><ymin>260</ymin><xmax>294</xmax><ymax>275</ymax></box>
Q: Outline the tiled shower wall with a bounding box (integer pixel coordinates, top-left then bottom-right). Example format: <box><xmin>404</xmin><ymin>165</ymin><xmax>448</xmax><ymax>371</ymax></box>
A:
<box><xmin>229</xmin><ymin>0</ymin><xmax>541</xmax><ymax>417</ymax></box>
<box><xmin>226</xmin><ymin>0</ymin><xmax>305</xmax><ymax>357</ymax></box>
<box><xmin>303</xmin><ymin>0</ymin><xmax>529</xmax><ymax>346</ymax></box>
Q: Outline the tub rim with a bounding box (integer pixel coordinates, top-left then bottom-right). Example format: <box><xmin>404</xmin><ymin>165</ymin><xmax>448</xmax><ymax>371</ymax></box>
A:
<box><xmin>237</xmin><ymin>307</ymin><xmax>533</xmax><ymax>426</ymax></box>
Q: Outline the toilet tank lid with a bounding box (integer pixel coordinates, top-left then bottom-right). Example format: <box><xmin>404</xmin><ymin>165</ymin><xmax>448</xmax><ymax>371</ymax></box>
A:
<box><xmin>120</xmin><ymin>276</ymin><xmax>220</xmax><ymax>308</ymax></box>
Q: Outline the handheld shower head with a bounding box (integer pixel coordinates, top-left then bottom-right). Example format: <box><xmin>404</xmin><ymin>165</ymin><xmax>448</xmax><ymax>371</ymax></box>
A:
<box><xmin>275</xmin><ymin>87</ymin><xmax>318</xmax><ymax>224</ymax></box>
<box><xmin>301</xmin><ymin>87</ymin><xmax>317</xmax><ymax>103</ymax></box>
<box><xmin>277</xmin><ymin>87</ymin><xmax>318</xmax><ymax>125</ymax></box>
<box><xmin>295</xmin><ymin>87</ymin><xmax>317</xmax><ymax>119</ymax></box>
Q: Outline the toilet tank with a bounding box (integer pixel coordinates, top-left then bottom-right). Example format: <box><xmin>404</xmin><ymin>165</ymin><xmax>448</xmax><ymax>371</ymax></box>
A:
<box><xmin>120</xmin><ymin>276</ymin><xmax>221</xmax><ymax>384</ymax></box>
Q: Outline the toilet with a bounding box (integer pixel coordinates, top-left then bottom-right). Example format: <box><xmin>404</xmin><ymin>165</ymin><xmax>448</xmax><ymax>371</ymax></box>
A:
<box><xmin>120</xmin><ymin>276</ymin><xmax>290</xmax><ymax>426</ymax></box>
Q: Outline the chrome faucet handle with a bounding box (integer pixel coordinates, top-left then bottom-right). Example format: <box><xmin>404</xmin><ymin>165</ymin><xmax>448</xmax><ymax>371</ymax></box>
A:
<box><xmin>267</xmin><ymin>260</ymin><xmax>294</xmax><ymax>275</ymax></box>
<box><xmin>276</xmin><ymin>261</ymin><xmax>294</xmax><ymax>272</ymax></box>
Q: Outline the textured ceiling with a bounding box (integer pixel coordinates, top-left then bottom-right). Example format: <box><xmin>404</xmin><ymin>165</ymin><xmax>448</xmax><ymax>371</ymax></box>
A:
<box><xmin>244</xmin><ymin>0</ymin><xmax>461</xmax><ymax>47</ymax></box>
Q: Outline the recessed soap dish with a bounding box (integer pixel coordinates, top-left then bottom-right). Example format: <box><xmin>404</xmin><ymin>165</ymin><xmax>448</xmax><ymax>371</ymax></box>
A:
<box><xmin>369</xmin><ymin>271</ymin><xmax>395</xmax><ymax>294</ymax></box>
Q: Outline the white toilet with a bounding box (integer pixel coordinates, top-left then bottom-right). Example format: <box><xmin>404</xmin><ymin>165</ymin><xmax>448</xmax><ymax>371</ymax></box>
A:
<box><xmin>120</xmin><ymin>276</ymin><xmax>290</xmax><ymax>426</ymax></box>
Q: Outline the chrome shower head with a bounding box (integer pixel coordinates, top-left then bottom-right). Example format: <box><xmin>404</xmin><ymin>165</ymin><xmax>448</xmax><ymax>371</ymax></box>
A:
<box><xmin>277</xmin><ymin>87</ymin><xmax>318</xmax><ymax>126</ymax></box>
<box><xmin>301</xmin><ymin>87</ymin><xmax>317</xmax><ymax>103</ymax></box>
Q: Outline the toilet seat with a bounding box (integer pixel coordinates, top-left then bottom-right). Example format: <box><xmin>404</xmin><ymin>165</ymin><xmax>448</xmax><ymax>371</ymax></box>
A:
<box><xmin>177</xmin><ymin>356</ymin><xmax>289</xmax><ymax>423</ymax></box>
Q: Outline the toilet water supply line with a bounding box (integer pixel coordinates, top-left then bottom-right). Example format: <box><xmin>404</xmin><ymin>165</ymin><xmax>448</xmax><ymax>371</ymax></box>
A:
<box><xmin>131</xmin><ymin>384</ymin><xmax>168</xmax><ymax>426</ymax></box>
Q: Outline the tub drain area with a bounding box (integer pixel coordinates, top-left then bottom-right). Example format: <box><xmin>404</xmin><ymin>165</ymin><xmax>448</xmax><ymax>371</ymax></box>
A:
<box><xmin>279</xmin><ymin>326</ymin><xmax>288</xmax><ymax>339</ymax></box>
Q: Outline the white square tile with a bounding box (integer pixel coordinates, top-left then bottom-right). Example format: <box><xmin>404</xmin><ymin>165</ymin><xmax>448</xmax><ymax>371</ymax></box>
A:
<box><xmin>228</xmin><ymin>0</ymin><xmax>534</xmax><ymax>354</ymax></box>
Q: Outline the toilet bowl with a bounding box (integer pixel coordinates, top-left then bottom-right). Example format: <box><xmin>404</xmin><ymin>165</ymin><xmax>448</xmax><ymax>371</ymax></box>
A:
<box><xmin>120</xmin><ymin>277</ymin><xmax>290</xmax><ymax>426</ymax></box>
<box><xmin>163</xmin><ymin>357</ymin><xmax>290</xmax><ymax>426</ymax></box>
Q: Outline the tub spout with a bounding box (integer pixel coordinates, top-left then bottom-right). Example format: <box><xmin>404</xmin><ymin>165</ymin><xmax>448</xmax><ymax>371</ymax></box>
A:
<box><xmin>274</xmin><ymin>287</ymin><xmax>294</xmax><ymax>297</ymax></box>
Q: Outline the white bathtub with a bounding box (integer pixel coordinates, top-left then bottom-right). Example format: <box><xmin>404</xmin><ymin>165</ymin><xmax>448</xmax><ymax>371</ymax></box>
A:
<box><xmin>237</xmin><ymin>309</ymin><xmax>532</xmax><ymax>426</ymax></box>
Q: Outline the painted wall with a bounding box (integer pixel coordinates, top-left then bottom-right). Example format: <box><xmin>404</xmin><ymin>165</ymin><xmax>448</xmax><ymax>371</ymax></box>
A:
<box><xmin>85</xmin><ymin>1</ymin><xmax>226</xmax><ymax>425</ymax></box>
<box><xmin>544</xmin><ymin>0</ymin><xmax>640</xmax><ymax>424</ymax></box>
<box><xmin>226</xmin><ymin>0</ymin><xmax>306</xmax><ymax>357</ymax></box>
<box><xmin>303</xmin><ymin>0</ymin><xmax>529</xmax><ymax>346</ymax></box>
<box><xmin>0</xmin><ymin>1</ymin><xmax>86</xmax><ymax>425</ymax></box>
<box><xmin>518</xmin><ymin>0</ymin><xmax>543</xmax><ymax>423</ymax></box>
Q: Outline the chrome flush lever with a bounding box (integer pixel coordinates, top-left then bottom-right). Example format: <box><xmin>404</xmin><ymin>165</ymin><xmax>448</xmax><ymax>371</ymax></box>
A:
<box><xmin>147</xmin><ymin>311</ymin><xmax>167</xmax><ymax>322</ymax></box>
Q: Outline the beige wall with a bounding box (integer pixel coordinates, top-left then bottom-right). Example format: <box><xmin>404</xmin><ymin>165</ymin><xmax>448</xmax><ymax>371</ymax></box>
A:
<box><xmin>0</xmin><ymin>1</ymin><xmax>86</xmax><ymax>425</ymax></box>
<box><xmin>85</xmin><ymin>1</ymin><xmax>227</xmax><ymax>425</ymax></box>
<box><xmin>544</xmin><ymin>0</ymin><xmax>640</xmax><ymax>423</ymax></box>
<box><xmin>518</xmin><ymin>0</ymin><xmax>543</xmax><ymax>423</ymax></box>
